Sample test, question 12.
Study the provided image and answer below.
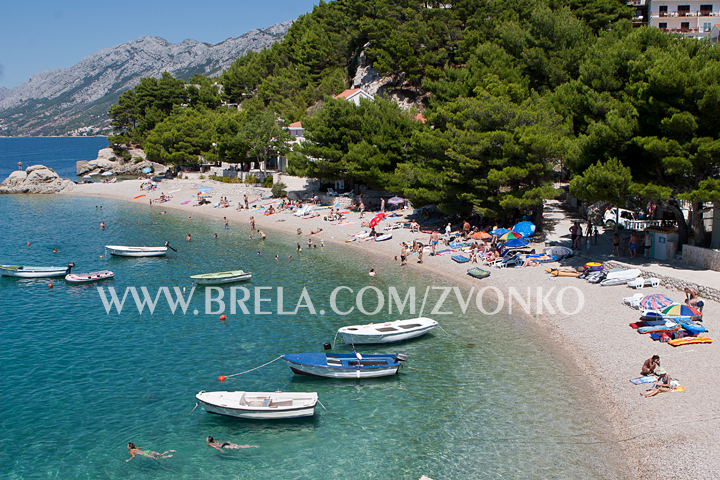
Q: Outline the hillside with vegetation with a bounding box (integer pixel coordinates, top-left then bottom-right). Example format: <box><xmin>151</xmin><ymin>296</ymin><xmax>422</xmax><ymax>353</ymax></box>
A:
<box><xmin>107</xmin><ymin>0</ymin><xmax>720</xmax><ymax>244</ymax></box>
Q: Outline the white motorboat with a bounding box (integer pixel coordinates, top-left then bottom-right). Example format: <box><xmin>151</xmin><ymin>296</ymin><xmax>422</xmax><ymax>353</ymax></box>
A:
<box><xmin>195</xmin><ymin>390</ymin><xmax>318</xmax><ymax>419</ymax></box>
<box><xmin>105</xmin><ymin>245</ymin><xmax>168</xmax><ymax>257</ymax></box>
<box><xmin>337</xmin><ymin>317</ymin><xmax>438</xmax><ymax>344</ymax></box>
<box><xmin>0</xmin><ymin>263</ymin><xmax>73</xmax><ymax>278</ymax></box>
<box><xmin>65</xmin><ymin>270</ymin><xmax>114</xmax><ymax>283</ymax></box>
<box><xmin>190</xmin><ymin>270</ymin><xmax>252</xmax><ymax>285</ymax></box>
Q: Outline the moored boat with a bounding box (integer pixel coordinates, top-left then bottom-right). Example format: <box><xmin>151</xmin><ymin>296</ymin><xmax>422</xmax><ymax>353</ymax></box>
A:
<box><xmin>338</xmin><ymin>317</ymin><xmax>438</xmax><ymax>344</ymax></box>
<box><xmin>190</xmin><ymin>270</ymin><xmax>252</xmax><ymax>285</ymax></box>
<box><xmin>195</xmin><ymin>390</ymin><xmax>318</xmax><ymax>419</ymax></box>
<box><xmin>0</xmin><ymin>263</ymin><xmax>73</xmax><ymax>278</ymax></box>
<box><xmin>283</xmin><ymin>352</ymin><xmax>407</xmax><ymax>378</ymax></box>
<box><xmin>65</xmin><ymin>270</ymin><xmax>114</xmax><ymax>283</ymax></box>
<box><xmin>106</xmin><ymin>245</ymin><xmax>168</xmax><ymax>257</ymax></box>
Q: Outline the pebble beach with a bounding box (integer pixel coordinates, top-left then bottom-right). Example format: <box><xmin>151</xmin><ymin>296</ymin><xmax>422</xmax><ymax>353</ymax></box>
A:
<box><xmin>68</xmin><ymin>176</ymin><xmax>720</xmax><ymax>480</ymax></box>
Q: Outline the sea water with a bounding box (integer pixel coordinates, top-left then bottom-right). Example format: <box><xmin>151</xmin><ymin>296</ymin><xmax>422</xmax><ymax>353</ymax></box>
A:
<box><xmin>0</xmin><ymin>139</ymin><xmax>626</xmax><ymax>479</ymax></box>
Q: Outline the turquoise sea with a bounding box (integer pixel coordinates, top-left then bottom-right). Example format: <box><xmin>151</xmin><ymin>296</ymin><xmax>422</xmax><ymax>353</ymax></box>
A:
<box><xmin>0</xmin><ymin>138</ymin><xmax>626</xmax><ymax>479</ymax></box>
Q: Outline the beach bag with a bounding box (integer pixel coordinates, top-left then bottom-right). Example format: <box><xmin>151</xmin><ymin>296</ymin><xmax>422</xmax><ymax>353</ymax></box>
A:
<box><xmin>584</xmin><ymin>262</ymin><xmax>603</xmax><ymax>271</ymax></box>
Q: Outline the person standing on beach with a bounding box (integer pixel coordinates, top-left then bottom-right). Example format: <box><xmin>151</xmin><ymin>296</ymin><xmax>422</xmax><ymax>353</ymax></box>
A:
<box><xmin>381</xmin><ymin>198</ymin><xmax>385</xmax><ymax>213</ymax></box>
<box><xmin>445</xmin><ymin>223</ymin><xmax>452</xmax><ymax>245</ymax></box>
<box><xmin>570</xmin><ymin>223</ymin><xmax>579</xmax><ymax>249</ymax></box>
<box><xmin>417</xmin><ymin>242</ymin><xmax>424</xmax><ymax>264</ymax></box>
<box><xmin>359</xmin><ymin>201</ymin><xmax>365</xmax><ymax>218</ymax></box>
<box><xmin>244</xmin><ymin>194</ymin><xmax>249</xmax><ymax>210</ymax></box>
<box><xmin>400</xmin><ymin>245</ymin><xmax>407</xmax><ymax>266</ymax></box>
<box><xmin>629</xmin><ymin>231</ymin><xmax>640</xmax><ymax>258</ymax></box>
<box><xmin>250</xmin><ymin>217</ymin><xmax>255</xmax><ymax>231</ymax></box>
<box><xmin>612</xmin><ymin>233</ymin><xmax>620</xmax><ymax>256</ymax></box>
<box><xmin>644</xmin><ymin>230</ymin><xmax>652</xmax><ymax>258</ymax></box>
<box><xmin>463</xmin><ymin>221</ymin><xmax>471</xmax><ymax>240</ymax></box>
<box><xmin>430</xmin><ymin>231</ymin><xmax>439</xmax><ymax>256</ymax></box>
<box><xmin>18</xmin><ymin>161</ymin><xmax>23</xmax><ymax>170</ymax></box>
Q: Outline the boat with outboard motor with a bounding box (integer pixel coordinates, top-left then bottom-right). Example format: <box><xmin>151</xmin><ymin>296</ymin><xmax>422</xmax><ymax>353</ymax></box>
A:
<box><xmin>283</xmin><ymin>352</ymin><xmax>407</xmax><ymax>378</ymax></box>
<box><xmin>0</xmin><ymin>262</ymin><xmax>74</xmax><ymax>278</ymax></box>
<box><xmin>105</xmin><ymin>242</ymin><xmax>174</xmax><ymax>257</ymax></box>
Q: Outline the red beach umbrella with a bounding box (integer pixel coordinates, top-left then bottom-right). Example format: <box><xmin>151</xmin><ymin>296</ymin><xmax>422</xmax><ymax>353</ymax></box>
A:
<box><xmin>369</xmin><ymin>213</ymin><xmax>386</xmax><ymax>228</ymax></box>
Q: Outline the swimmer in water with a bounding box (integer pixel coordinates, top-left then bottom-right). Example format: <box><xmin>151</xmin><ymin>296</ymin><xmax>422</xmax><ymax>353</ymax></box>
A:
<box><xmin>100</xmin><ymin>221</ymin><xmax>105</xmax><ymax>230</ymax></box>
<box><xmin>53</xmin><ymin>248</ymin><xmax>57</xmax><ymax>253</ymax></box>
<box><xmin>369</xmin><ymin>268</ymin><xmax>376</xmax><ymax>277</ymax></box>
<box><xmin>214</xmin><ymin>233</ymin><xmax>219</xmax><ymax>238</ymax></box>
<box><xmin>206</xmin><ymin>436</ymin><xmax>258</xmax><ymax>452</ymax></box>
<box><xmin>126</xmin><ymin>442</ymin><xmax>175</xmax><ymax>462</ymax></box>
<box><xmin>187</xmin><ymin>233</ymin><xmax>191</xmax><ymax>242</ymax></box>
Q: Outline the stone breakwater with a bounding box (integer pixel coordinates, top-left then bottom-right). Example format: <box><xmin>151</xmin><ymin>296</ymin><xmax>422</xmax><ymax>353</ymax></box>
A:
<box><xmin>604</xmin><ymin>260</ymin><xmax>720</xmax><ymax>303</ymax></box>
<box><xmin>0</xmin><ymin>165</ymin><xmax>74</xmax><ymax>194</ymax></box>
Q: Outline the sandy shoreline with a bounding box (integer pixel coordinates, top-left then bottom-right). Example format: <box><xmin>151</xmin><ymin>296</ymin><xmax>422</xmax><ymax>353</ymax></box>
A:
<box><xmin>67</xmin><ymin>178</ymin><xmax>719</xmax><ymax>479</ymax></box>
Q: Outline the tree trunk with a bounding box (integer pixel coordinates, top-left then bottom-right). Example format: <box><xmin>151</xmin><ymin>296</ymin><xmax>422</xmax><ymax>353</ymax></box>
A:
<box><xmin>667</xmin><ymin>199</ymin><xmax>689</xmax><ymax>245</ymax></box>
<box><xmin>691</xmin><ymin>200</ymin><xmax>708</xmax><ymax>247</ymax></box>
<box><xmin>532</xmin><ymin>203</ymin><xmax>544</xmax><ymax>232</ymax></box>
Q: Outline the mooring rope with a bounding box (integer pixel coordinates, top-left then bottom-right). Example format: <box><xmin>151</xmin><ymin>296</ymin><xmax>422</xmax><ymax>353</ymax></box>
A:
<box><xmin>318</xmin><ymin>399</ymin><xmax>331</xmax><ymax>414</ymax></box>
<box><xmin>223</xmin><ymin>356</ymin><xmax>284</xmax><ymax>379</ymax></box>
<box><xmin>437</xmin><ymin>323</ymin><xmax>452</xmax><ymax>337</ymax></box>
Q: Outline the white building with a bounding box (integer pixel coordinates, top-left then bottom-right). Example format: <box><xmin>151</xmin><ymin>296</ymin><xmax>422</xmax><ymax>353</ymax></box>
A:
<box><xmin>333</xmin><ymin>88</ymin><xmax>374</xmax><ymax>105</ymax></box>
<box><xmin>648</xmin><ymin>1</ymin><xmax>720</xmax><ymax>37</ymax></box>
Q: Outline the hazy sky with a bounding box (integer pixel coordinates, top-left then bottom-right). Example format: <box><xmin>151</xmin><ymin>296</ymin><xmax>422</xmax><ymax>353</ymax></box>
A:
<box><xmin>0</xmin><ymin>0</ymin><xmax>320</xmax><ymax>89</ymax></box>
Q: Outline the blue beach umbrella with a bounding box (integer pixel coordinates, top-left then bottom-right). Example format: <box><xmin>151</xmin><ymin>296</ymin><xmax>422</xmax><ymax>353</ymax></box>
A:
<box><xmin>490</xmin><ymin>228</ymin><xmax>510</xmax><ymax>236</ymax></box>
<box><xmin>503</xmin><ymin>238</ymin><xmax>529</xmax><ymax>248</ymax></box>
<box><xmin>142</xmin><ymin>167</ymin><xmax>153</xmax><ymax>173</ymax></box>
<box><xmin>197</xmin><ymin>186</ymin><xmax>212</xmax><ymax>192</ymax></box>
<box><xmin>512</xmin><ymin>221</ymin><xmax>536</xmax><ymax>238</ymax></box>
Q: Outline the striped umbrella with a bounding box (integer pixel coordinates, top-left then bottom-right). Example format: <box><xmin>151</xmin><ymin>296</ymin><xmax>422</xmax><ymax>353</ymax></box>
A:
<box><xmin>661</xmin><ymin>304</ymin><xmax>702</xmax><ymax>317</ymax></box>
<box><xmin>499</xmin><ymin>231</ymin><xmax>523</xmax><ymax>241</ymax></box>
<box><xmin>639</xmin><ymin>294</ymin><xmax>674</xmax><ymax>311</ymax></box>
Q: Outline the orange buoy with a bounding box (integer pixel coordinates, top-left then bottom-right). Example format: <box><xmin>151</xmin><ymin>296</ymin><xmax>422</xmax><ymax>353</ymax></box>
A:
<box><xmin>27</xmin><ymin>242</ymin><xmax>31</xmax><ymax>246</ymax></box>
<box><xmin>219</xmin><ymin>315</ymin><xmax>227</xmax><ymax>320</ymax></box>
<box><xmin>48</xmin><ymin>283</ymin><xmax>53</xmax><ymax>288</ymax></box>
<box><xmin>218</xmin><ymin>376</ymin><xmax>226</xmax><ymax>382</ymax></box>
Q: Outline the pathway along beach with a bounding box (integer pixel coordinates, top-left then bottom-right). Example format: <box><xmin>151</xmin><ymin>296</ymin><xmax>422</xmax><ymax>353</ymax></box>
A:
<box><xmin>69</xmin><ymin>178</ymin><xmax>719</xmax><ymax>480</ymax></box>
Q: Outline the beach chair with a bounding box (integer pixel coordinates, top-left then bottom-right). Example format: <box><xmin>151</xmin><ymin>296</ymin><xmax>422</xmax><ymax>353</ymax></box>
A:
<box><xmin>326</xmin><ymin>188</ymin><xmax>339</xmax><ymax>197</ymax></box>
<box><xmin>491</xmin><ymin>252</ymin><xmax>521</xmax><ymax>268</ymax></box>
<box><xmin>627</xmin><ymin>277</ymin><xmax>661</xmax><ymax>289</ymax></box>
<box><xmin>623</xmin><ymin>293</ymin><xmax>644</xmax><ymax>309</ymax></box>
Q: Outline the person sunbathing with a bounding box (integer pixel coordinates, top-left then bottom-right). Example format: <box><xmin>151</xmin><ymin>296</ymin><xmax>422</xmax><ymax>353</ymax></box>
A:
<box><xmin>309</xmin><ymin>228</ymin><xmax>323</xmax><ymax>235</ymax></box>
<box><xmin>641</xmin><ymin>368</ymin><xmax>672</xmax><ymax>397</ymax></box>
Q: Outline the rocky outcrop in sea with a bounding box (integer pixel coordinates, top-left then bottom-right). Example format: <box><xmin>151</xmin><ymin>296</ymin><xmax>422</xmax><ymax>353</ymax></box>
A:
<box><xmin>76</xmin><ymin>146</ymin><xmax>166</xmax><ymax>177</ymax></box>
<box><xmin>0</xmin><ymin>165</ymin><xmax>75</xmax><ymax>194</ymax></box>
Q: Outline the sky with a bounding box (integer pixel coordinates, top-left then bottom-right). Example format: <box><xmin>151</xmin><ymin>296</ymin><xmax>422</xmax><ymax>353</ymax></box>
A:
<box><xmin>0</xmin><ymin>0</ymin><xmax>320</xmax><ymax>89</ymax></box>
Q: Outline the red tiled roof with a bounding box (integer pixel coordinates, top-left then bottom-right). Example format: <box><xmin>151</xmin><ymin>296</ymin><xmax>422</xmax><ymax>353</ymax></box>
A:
<box><xmin>414</xmin><ymin>113</ymin><xmax>427</xmax><ymax>124</ymax></box>
<box><xmin>289</xmin><ymin>121</ymin><xmax>303</xmax><ymax>128</ymax></box>
<box><xmin>334</xmin><ymin>88</ymin><xmax>363</xmax><ymax>99</ymax></box>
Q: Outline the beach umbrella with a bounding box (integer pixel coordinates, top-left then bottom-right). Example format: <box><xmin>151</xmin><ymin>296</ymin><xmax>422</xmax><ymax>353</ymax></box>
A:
<box><xmin>499</xmin><ymin>231</ymin><xmax>523</xmax><ymax>241</ymax></box>
<box><xmin>87</xmin><ymin>172</ymin><xmax>98</xmax><ymax>176</ymax></box>
<box><xmin>470</xmin><ymin>231</ymin><xmax>492</xmax><ymax>239</ymax></box>
<box><xmin>661</xmin><ymin>304</ymin><xmax>702</xmax><ymax>317</ymax></box>
<box><xmin>142</xmin><ymin>167</ymin><xmax>153</xmax><ymax>174</ymax></box>
<box><xmin>369</xmin><ymin>213</ymin><xmax>386</xmax><ymax>228</ymax></box>
<box><xmin>101</xmin><ymin>171</ymin><xmax>113</xmax><ymax>176</ymax></box>
<box><xmin>503</xmin><ymin>238</ymin><xmax>529</xmax><ymax>248</ymax></box>
<box><xmin>82</xmin><ymin>174</ymin><xmax>92</xmax><ymax>179</ymax></box>
<box><xmin>639</xmin><ymin>294</ymin><xmax>674</xmax><ymax>311</ymax></box>
<box><xmin>197</xmin><ymin>192</ymin><xmax>211</xmax><ymax>197</ymax></box>
<box><xmin>387</xmin><ymin>196</ymin><xmax>404</xmax><ymax>205</ymax></box>
<box><xmin>512</xmin><ymin>221</ymin><xmax>536</xmax><ymax>238</ymax></box>
<box><xmin>197</xmin><ymin>186</ymin><xmax>212</xmax><ymax>192</ymax></box>
<box><xmin>490</xmin><ymin>228</ymin><xmax>510</xmax><ymax>236</ymax></box>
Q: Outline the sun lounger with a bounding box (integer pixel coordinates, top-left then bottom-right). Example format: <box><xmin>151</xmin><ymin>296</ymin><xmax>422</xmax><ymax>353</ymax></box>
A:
<box><xmin>627</xmin><ymin>277</ymin><xmax>661</xmax><ymax>289</ymax></box>
<box><xmin>623</xmin><ymin>293</ymin><xmax>644</xmax><ymax>309</ymax></box>
<box><xmin>491</xmin><ymin>252</ymin><xmax>521</xmax><ymax>268</ymax></box>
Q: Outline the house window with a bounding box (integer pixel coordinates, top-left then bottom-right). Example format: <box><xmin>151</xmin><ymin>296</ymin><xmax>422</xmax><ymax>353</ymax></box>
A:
<box><xmin>659</xmin><ymin>22</ymin><xmax>668</xmax><ymax>29</ymax></box>
<box><xmin>678</xmin><ymin>5</ymin><xmax>690</xmax><ymax>16</ymax></box>
<box><xmin>700</xmin><ymin>4</ymin><xmax>713</xmax><ymax>14</ymax></box>
<box><xmin>704</xmin><ymin>22</ymin><xmax>712</xmax><ymax>31</ymax></box>
<box><xmin>681</xmin><ymin>21</ymin><xmax>690</xmax><ymax>30</ymax></box>
<box><xmin>659</xmin><ymin>5</ymin><xmax>668</xmax><ymax>16</ymax></box>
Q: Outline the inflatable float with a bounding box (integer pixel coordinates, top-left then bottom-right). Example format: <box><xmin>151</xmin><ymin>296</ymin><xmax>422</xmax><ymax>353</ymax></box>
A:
<box><xmin>669</xmin><ymin>336</ymin><xmax>713</xmax><ymax>347</ymax></box>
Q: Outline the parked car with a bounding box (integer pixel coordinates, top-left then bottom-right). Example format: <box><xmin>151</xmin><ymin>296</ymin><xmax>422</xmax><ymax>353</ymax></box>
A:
<box><xmin>603</xmin><ymin>208</ymin><xmax>639</xmax><ymax>229</ymax></box>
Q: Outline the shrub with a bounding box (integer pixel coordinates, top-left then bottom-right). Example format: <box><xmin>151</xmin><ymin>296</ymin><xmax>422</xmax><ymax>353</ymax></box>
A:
<box><xmin>121</xmin><ymin>151</ymin><xmax>132</xmax><ymax>161</ymax></box>
<box><xmin>133</xmin><ymin>157</ymin><xmax>143</xmax><ymax>164</ymax></box>
<box><xmin>263</xmin><ymin>175</ymin><xmax>274</xmax><ymax>188</ymax></box>
<box><xmin>199</xmin><ymin>174</ymin><xmax>205</xmax><ymax>180</ymax></box>
<box><xmin>245</xmin><ymin>174</ymin><xmax>259</xmax><ymax>184</ymax></box>
<box><xmin>271</xmin><ymin>182</ymin><xmax>287</xmax><ymax>198</ymax></box>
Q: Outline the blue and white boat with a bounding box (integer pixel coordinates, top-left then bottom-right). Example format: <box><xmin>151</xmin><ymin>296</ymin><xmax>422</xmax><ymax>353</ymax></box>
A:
<box><xmin>283</xmin><ymin>352</ymin><xmax>407</xmax><ymax>379</ymax></box>
<box><xmin>337</xmin><ymin>317</ymin><xmax>438</xmax><ymax>344</ymax></box>
<box><xmin>0</xmin><ymin>263</ymin><xmax>73</xmax><ymax>278</ymax></box>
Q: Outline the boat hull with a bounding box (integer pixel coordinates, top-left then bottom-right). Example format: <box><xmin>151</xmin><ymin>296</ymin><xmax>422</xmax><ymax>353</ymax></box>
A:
<box><xmin>338</xmin><ymin>318</ymin><xmax>438</xmax><ymax>344</ymax></box>
<box><xmin>65</xmin><ymin>271</ymin><xmax>114</xmax><ymax>283</ymax></box>
<box><xmin>105</xmin><ymin>246</ymin><xmax>167</xmax><ymax>257</ymax></box>
<box><xmin>0</xmin><ymin>266</ymin><xmax>69</xmax><ymax>278</ymax></box>
<box><xmin>283</xmin><ymin>353</ymin><xmax>402</xmax><ymax>378</ymax></box>
<box><xmin>195</xmin><ymin>391</ymin><xmax>317</xmax><ymax>419</ymax></box>
<box><xmin>190</xmin><ymin>271</ymin><xmax>252</xmax><ymax>285</ymax></box>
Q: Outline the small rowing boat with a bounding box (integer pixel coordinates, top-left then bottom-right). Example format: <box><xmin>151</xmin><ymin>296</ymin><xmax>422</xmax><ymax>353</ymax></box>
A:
<box><xmin>105</xmin><ymin>245</ymin><xmax>168</xmax><ymax>257</ymax></box>
<box><xmin>0</xmin><ymin>263</ymin><xmax>73</xmax><ymax>278</ymax></box>
<box><xmin>338</xmin><ymin>317</ymin><xmax>438</xmax><ymax>344</ymax></box>
<box><xmin>65</xmin><ymin>270</ymin><xmax>114</xmax><ymax>283</ymax></box>
<box><xmin>190</xmin><ymin>270</ymin><xmax>252</xmax><ymax>285</ymax></box>
<box><xmin>195</xmin><ymin>390</ymin><xmax>318</xmax><ymax>419</ymax></box>
<box><xmin>283</xmin><ymin>352</ymin><xmax>407</xmax><ymax>378</ymax></box>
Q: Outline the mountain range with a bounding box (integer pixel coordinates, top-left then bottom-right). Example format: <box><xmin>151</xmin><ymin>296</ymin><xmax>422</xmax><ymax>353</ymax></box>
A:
<box><xmin>0</xmin><ymin>21</ymin><xmax>292</xmax><ymax>137</ymax></box>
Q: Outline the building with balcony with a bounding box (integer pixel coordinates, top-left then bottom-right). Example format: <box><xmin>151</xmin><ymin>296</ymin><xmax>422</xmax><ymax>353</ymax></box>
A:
<box><xmin>648</xmin><ymin>1</ymin><xmax>720</xmax><ymax>37</ymax></box>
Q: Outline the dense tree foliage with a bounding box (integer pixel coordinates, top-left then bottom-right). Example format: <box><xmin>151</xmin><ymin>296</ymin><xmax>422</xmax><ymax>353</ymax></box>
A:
<box><xmin>107</xmin><ymin>0</ymin><xmax>720</xmax><ymax>244</ymax></box>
